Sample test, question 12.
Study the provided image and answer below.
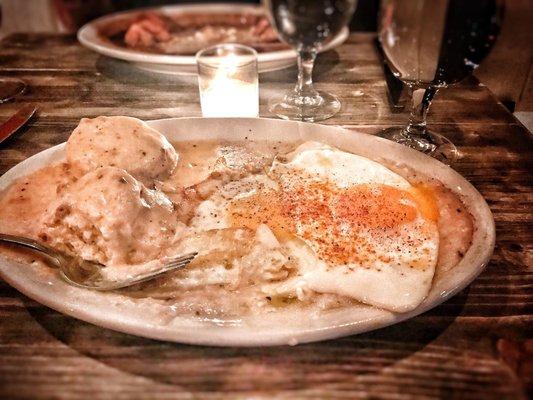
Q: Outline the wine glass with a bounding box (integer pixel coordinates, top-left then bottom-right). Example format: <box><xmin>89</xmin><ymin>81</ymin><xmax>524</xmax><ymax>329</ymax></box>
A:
<box><xmin>378</xmin><ymin>0</ymin><xmax>503</xmax><ymax>162</ymax></box>
<box><xmin>0</xmin><ymin>78</ymin><xmax>27</xmax><ymax>103</ymax></box>
<box><xmin>263</xmin><ymin>0</ymin><xmax>357</xmax><ymax>122</ymax></box>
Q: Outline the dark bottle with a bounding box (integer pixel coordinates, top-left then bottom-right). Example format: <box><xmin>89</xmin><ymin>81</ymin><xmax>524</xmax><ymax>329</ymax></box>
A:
<box><xmin>379</xmin><ymin>0</ymin><xmax>503</xmax><ymax>87</ymax></box>
<box><xmin>433</xmin><ymin>0</ymin><xmax>502</xmax><ymax>86</ymax></box>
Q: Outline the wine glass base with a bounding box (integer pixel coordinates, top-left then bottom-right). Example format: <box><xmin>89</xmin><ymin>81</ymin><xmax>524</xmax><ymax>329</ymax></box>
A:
<box><xmin>378</xmin><ymin>127</ymin><xmax>459</xmax><ymax>164</ymax></box>
<box><xmin>269</xmin><ymin>91</ymin><xmax>341</xmax><ymax>122</ymax></box>
<box><xmin>0</xmin><ymin>78</ymin><xmax>27</xmax><ymax>103</ymax></box>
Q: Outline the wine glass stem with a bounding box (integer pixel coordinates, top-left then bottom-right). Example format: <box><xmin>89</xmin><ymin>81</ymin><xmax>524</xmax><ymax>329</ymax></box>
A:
<box><xmin>293</xmin><ymin>48</ymin><xmax>321</xmax><ymax>104</ymax></box>
<box><xmin>404</xmin><ymin>86</ymin><xmax>438</xmax><ymax>136</ymax></box>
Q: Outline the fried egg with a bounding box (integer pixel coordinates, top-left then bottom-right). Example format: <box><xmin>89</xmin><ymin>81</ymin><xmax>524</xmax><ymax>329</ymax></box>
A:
<box><xmin>190</xmin><ymin>141</ymin><xmax>439</xmax><ymax>312</ymax></box>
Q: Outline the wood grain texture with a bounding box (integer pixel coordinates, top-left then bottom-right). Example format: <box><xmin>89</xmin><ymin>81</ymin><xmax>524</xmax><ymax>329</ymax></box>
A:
<box><xmin>0</xmin><ymin>33</ymin><xmax>531</xmax><ymax>400</ymax></box>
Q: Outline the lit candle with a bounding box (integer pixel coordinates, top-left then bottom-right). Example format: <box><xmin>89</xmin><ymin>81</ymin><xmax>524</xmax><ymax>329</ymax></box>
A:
<box><xmin>196</xmin><ymin>44</ymin><xmax>259</xmax><ymax>118</ymax></box>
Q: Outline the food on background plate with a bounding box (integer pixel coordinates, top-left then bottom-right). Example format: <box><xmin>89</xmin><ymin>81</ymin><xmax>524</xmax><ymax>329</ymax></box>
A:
<box><xmin>0</xmin><ymin>116</ymin><xmax>474</xmax><ymax>320</ymax></box>
<box><xmin>100</xmin><ymin>11</ymin><xmax>289</xmax><ymax>55</ymax></box>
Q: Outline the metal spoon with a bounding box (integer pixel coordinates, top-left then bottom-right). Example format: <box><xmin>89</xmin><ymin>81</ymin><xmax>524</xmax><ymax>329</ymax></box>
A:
<box><xmin>0</xmin><ymin>233</ymin><xmax>196</xmax><ymax>291</ymax></box>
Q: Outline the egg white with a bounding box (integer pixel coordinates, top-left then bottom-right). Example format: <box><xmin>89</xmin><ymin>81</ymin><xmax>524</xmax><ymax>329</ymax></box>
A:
<box><xmin>271</xmin><ymin>141</ymin><xmax>411</xmax><ymax>189</ymax></box>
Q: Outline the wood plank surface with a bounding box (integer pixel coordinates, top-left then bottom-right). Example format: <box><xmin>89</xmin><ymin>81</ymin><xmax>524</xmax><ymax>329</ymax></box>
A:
<box><xmin>0</xmin><ymin>33</ymin><xmax>531</xmax><ymax>400</ymax></box>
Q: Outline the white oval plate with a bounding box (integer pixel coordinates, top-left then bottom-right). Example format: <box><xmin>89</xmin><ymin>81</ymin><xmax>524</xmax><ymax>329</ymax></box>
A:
<box><xmin>0</xmin><ymin>118</ymin><xmax>495</xmax><ymax>346</ymax></box>
<box><xmin>77</xmin><ymin>3</ymin><xmax>349</xmax><ymax>75</ymax></box>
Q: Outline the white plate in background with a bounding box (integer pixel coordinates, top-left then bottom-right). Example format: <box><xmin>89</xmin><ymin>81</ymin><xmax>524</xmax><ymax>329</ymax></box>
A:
<box><xmin>77</xmin><ymin>4</ymin><xmax>349</xmax><ymax>75</ymax></box>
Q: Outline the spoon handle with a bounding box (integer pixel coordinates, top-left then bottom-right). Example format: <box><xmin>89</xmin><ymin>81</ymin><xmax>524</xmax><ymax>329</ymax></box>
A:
<box><xmin>0</xmin><ymin>233</ymin><xmax>62</xmax><ymax>267</ymax></box>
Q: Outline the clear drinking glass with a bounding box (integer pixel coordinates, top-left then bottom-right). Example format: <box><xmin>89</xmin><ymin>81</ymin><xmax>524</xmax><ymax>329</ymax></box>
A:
<box><xmin>263</xmin><ymin>0</ymin><xmax>357</xmax><ymax>121</ymax></box>
<box><xmin>378</xmin><ymin>0</ymin><xmax>503</xmax><ymax>162</ymax></box>
<box><xmin>196</xmin><ymin>44</ymin><xmax>259</xmax><ymax>118</ymax></box>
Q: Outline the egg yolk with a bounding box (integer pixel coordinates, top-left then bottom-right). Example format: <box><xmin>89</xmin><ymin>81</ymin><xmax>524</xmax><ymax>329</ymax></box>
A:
<box><xmin>229</xmin><ymin>178</ymin><xmax>437</xmax><ymax>266</ymax></box>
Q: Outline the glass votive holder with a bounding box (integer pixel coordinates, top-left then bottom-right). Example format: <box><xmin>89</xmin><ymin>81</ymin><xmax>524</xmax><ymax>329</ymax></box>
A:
<box><xmin>196</xmin><ymin>44</ymin><xmax>259</xmax><ymax>118</ymax></box>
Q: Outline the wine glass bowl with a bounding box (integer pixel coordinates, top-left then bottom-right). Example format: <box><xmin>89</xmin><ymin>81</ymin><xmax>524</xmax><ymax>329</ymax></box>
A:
<box><xmin>378</xmin><ymin>0</ymin><xmax>503</xmax><ymax>163</ymax></box>
<box><xmin>263</xmin><ymin>0</ymin><xmax>357</xmax><ymax>121</ymax></box>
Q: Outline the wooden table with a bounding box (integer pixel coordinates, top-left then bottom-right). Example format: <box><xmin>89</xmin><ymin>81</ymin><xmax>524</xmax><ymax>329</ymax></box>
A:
<box><xmin>0</xmin><ymin>33</ymin><xmax>531</xmax><ymax>400</ymax></box>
